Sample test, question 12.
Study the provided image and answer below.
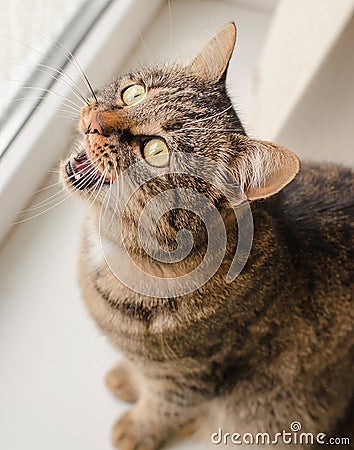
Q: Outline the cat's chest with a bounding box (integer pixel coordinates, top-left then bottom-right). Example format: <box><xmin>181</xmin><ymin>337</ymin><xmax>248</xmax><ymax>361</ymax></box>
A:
<box><xmin>79</xmin><ymin>224</ymin><xmax>180</xmax><ymax>336</ymax></box>
<box><xmin>85</xmin><ymin>225</ymin><xmax>129</xmax><ymax>279</ymax></box>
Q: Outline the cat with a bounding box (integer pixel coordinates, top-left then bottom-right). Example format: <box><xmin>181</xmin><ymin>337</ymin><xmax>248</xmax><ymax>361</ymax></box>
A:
<box><xmin>60</xmin><ymin>23</ymin><xmax>354</xmax><ymax>450</ymax></box>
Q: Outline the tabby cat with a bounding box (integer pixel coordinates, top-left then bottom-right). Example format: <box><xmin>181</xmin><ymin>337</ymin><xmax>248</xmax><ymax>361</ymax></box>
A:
<box><xmin>60</xmin><ymin>23</ymin><xmax>354</xmax><ymax>449</ymax></box>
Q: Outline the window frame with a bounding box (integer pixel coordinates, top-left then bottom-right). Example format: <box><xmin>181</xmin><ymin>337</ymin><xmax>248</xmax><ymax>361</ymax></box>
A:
<box><xmin>0</xmin><ymin>0</ymin><xmax>164</xmax><ymax>244</ymax></box>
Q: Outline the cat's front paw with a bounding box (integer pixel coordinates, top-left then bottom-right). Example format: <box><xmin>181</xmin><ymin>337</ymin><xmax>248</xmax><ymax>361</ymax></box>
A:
<box><xmin>112</xmin><ymin>409</ymin><xmax>164</xmax><ymax>450</ymax></box>
<box><xmin>106</xmin><ymin>363</ymin><xmax>138</xmax><ymax>403</ymax></box>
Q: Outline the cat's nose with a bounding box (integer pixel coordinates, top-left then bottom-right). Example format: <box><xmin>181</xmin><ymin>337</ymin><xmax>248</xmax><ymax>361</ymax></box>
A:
<box><xmin>87</xmin><ymin>112</ymin><xmax>103</xmax><ymax>135</ymax></box>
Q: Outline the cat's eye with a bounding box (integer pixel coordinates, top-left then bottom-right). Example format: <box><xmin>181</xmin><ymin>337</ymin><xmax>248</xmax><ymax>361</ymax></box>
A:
<box><xmin>122</xmin><ymin>84</ymin><xmax>146</xmax><ymax>105</ymax></box>
<box><xmin>143</xmin><ymin>138</ymin><xmax>169</xmax><ymax>167</ymax></box>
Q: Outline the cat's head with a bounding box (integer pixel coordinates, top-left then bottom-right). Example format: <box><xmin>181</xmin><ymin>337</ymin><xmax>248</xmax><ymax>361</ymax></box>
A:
<box><xmin>60</xmin><ymin>23</ymin><xmax>299</xmax><ymax>251</ymax></box>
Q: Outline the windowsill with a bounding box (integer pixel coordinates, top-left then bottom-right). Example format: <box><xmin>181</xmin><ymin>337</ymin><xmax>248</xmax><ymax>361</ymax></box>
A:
<box><xmin>0</xmin><ymin>174</ymin><xmax>210</xmax><ymax>450</ymax></box>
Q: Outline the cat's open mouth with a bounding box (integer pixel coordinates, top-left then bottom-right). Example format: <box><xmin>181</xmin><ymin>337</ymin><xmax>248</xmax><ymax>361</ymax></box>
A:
<box><xmin>65</xmin><ymin>151</ymin><xmax>110</xmax><ymax>190</ymax></box>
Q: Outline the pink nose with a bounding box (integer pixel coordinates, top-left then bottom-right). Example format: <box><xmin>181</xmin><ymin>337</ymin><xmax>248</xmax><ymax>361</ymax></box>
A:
<box><xmin>87</xmin><ymin>112</ymin><xmax>103</xmax><ymax>135</ymax></box>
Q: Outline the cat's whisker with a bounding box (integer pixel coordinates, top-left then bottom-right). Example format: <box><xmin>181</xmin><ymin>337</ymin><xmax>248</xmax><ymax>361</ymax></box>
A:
<box><xmin>18</xmin><ymin>27</ymin><xmax>97</xmax><ymax>103</ymax></box>
<box><xmin>11</xmin><ymin>62</ymin><xmax>89</xmax><ymax>106</ymax></box>
<box><xmin>0</xmin><ymin>75</ymin><xmax>26</xmax><ymax>84</ymax></box>
<box><xmin>22</xmin><ymin>162</ymin><xmax>104</xmax><ymax>220</ymax></box>
<box><xmin>182</xmin><ymin>104</ymin><xmax>233</xmax><ymax>126</ymax></box>
<box><xmin>32</xmin><ymin>151</ymin><xmax>103</xmax><ymax>198</ymax></box>
<box><xmin>45</xmin><ymin>108</ymin><xmax>79</xmax><ymax>120</ymax></box>
<box><xmin>21</xmin><ymin>183</ymin><xmax>73</xmax><ymax>215</ymax></box>
<box><xmin>68</xmin><ymin>156</ymin><xmax>108</xmax><ymax>192</ymax></box>
<box><xmin>12</xmin><ymin>193</ymin><xmax>72</xmax><ymax>225</ymax></box>
<box><xmin>36</xmin><ymin>62</ymin><xmax>89</xmax><ymax>103</ymax></box>
<box><xmin>22</xmin><ymin>154</ymin><xmax>104</xmax><ymax>213</ymax></box>
<box><xmin>3</xmin><ymin>37</ymin><xmax>90</xmax><ymax>114</ymax></box>
<box><xmin>54</xmin><ymin>115</ymin><xmax>80</xmax><ymax>121</ymax></box>
<box><xmin>19</xmin><ymin>190</ymin><xmax>69</xmax><ymax>215</ymax></box>
<box><xmin>2</xmin><ymin>33</ymin><xmax>45</xmax><ymax>59</ymax></box>
<box><xmin>33</xmin><ymin>178</ymin><xmax>71</xmax><ymax>194</ymax></box>
<box><xmin>7</xmin><ymin>94</ymin><xmax>81</xmax><ymax>113</ymax></box>
<box><xmin>178</xmin><ymin>126</ymin><xmax>240</xmax><ymax>133</ymax></box>
<box><xmin>87</xmin><ymin>169</ymin><xmax>109</xmax><ymax>211</ymax></box>
<box><xmin>22</xmin><ymin>184</ymin><xmax>74</xmax><ymax>213</ymax></box>
<box><xmin>5</xmin><ymin>98</ymin><xmax>79</xmax><ymax>119</ymax></box>
<box><xmin>117</xmin><ymin>166</ymin><xmax>125</xmax><ymax>219</ymax></box>
<box><xmin>71</xmin><ymin>170</ymin><xmax>103</xmax><ymax>197</ymax></box>
<box><xmin>101</xmin><ymin>174</ymin><xmax>113</xmax><ymax>226</ymax></box>
<box><xmin>49</xmin><ymin>35</ymin><xmax>97</xmax><ymax>102</ymax></box>
<box><xmin>34</xmin><ymin>67</ymin><xmax>88</xmax><ymax>107</ymax></box>
<box><xmin>84</xmin><ymin>164</ymin><xmax>110</xmax><ymax>208</ymax></box>
<box><xmin>2</xmin><ymin>34</ymin><xmax>91</xmax><ymax>120</ymax></box>
<box><xmin>85</xmin><ymin>180</ymin><xmax>102</xmax><ymax>211</ymax></box>
<box><xmin>158</xmin><ymin>329</ymin><xmax>177</xmax><ymax>361</ymax></box>
<box><xmin>108</xmin><ymin>158</ymin><xmax>120</xmax><ymax>227</ymax></box>
<box><xmin>136</xmin><ymin>31</ymin><xmax>152</xmax><ymax>67</ymax></box>
<box><xmin>113</xmin><ymin>164</ymin><xmax>120</xmax><ymax>220</ymax></box>
<box><xmin>51</xmin><ymin>107</ymin><xmax>80</xmax><ymax>116</ymax></box>
<box><xmin>17</xmin><ymin>86</ymin><xmax>82</xmax><ymax>109</ymax></box>
<box><xmin>167</xmin><ymin>0</ymin><xmax>173</xmax><ymax>59</ymax></box>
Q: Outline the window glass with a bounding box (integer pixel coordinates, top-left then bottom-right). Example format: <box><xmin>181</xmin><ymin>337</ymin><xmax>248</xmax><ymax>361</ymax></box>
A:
<box><xmin>0</xmin><ymin>0</ymin><xmax>111</xmax><ymax>157</ymax></box>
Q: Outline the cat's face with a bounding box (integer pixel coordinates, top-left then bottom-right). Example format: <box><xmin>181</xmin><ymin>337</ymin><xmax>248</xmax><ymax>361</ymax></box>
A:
<box><xmin>62</xmin><ymin>63</ymin><xmax>241</xmax><ymax>198</ymax></box>
<box><xmin>60</xmin><ymin>23</ymin><xmax>299</xmax><ymax>252</ymax></box>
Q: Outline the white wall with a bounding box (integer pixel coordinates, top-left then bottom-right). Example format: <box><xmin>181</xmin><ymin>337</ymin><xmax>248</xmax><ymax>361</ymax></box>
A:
<box><xmin>250</xmin><ymin>0</ymin><xmax>354</xmax><ymax>166</ymax></box>
<box><xmin>122</xmin><ymin>0</ymin><xmax>275</xmax><ymax>131</ymax></box>
<box><xmin>277</xmin><ymin>14</ymin><xmax>354</xmax><ymax>166</ymax></box>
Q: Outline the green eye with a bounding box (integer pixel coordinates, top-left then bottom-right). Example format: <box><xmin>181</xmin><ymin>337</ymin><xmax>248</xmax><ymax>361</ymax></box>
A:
<box><xmin>122</xmin><ymin>84</ymin><xmax>146</xmax><ymax>105</ymax></box>
<box><xmin>143</xmin><ymin>139</ymin><xmax>169</xmax><ymax>167</ymax></box>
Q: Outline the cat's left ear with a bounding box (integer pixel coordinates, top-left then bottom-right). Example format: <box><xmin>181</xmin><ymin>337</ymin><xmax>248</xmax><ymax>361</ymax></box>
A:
<box><xmin>230</xmin><ymin>135</ymin><xmax>300</xmax><ymax>201</ymax></box>
<box><xmin>188</xmin><ymin>22</ymin><xmax>236</xmax><ymax>82</ymax></box>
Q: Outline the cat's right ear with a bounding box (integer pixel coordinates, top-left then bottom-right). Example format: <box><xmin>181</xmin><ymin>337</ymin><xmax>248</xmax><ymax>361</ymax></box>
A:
<box><xmin>226</xmin><ymin>135</ymin><xmax>300</xmax><ymax>203</ymax></box>
<box><xmin>188</xmin><ymin>23</ymin><xmax>237</xmax><ymax>82</ymax></box>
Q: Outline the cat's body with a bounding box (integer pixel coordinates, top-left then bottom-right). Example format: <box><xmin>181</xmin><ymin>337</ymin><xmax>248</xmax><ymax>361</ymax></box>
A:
<box><xmin>78</xmin><ymin>162</ymin><xmax>354</xmax><ymax>449</ymax></box>
<box><xmin>60</xmin><ymin>24</ymin><xmax>353</xmax><ymax>449</ymax></box>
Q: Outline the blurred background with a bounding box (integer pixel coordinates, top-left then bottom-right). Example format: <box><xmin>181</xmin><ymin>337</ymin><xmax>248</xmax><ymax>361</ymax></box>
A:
<box><xmin>0</xmin><ymin>1</ymin><xmax>353</xmax><ymax>449</ymax></box>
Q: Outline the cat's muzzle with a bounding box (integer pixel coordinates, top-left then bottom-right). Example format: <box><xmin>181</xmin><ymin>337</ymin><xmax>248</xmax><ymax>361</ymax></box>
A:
<box><xmin>65</xmin><ymin>150</ymin><xmax>109</xmax><ymax>190</ymax></box>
